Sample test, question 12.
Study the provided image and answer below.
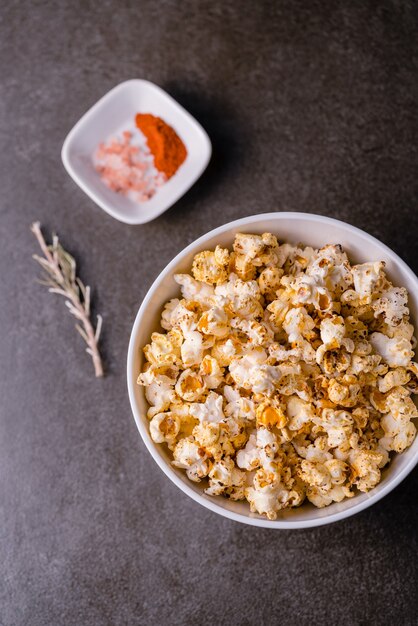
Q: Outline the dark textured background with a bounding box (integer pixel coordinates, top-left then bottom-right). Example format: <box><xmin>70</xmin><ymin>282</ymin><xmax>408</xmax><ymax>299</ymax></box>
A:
<box><xmin>1</xmin><ymin>1</ymin><xmax>418</xmax><ymax>625</ymax></box>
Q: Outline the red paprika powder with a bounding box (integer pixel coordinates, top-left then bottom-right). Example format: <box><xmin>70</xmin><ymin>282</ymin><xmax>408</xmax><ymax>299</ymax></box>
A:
<box><xmin>135</xmin><ymin>113</ymin><xmax>187</xmax><ymax>179</ymax></box>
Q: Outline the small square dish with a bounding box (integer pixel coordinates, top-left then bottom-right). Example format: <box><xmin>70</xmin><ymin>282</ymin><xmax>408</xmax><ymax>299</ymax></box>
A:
<box><xmin>61</xmin><ymin>80</ymin><xmax>212</xmax><ymax>224</ymax></box>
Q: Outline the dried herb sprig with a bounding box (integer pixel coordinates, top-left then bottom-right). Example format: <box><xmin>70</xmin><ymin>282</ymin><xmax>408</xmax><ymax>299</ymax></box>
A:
<box><xmin>31</xmin><ymin>222</ymin><xmax>104</xmax><ymax>378</ymax></box>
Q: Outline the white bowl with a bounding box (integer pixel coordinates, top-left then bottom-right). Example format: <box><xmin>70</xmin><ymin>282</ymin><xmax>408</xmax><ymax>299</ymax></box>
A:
<box><xmin>127</xmin><ymin>213</ymin><xmax>418</xmax><ymax>528</ymax></box>
<box><xmin>61</xmin><ymin>79</ymin><xmax>211</xmax><ymax>224</ymax></box>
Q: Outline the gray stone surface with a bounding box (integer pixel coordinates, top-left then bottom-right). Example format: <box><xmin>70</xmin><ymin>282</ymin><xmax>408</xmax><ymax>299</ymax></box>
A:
<box><xmin>1</xmin><ymin>1</ymin><xmax>417</xmax><ymax>624</ymax></box>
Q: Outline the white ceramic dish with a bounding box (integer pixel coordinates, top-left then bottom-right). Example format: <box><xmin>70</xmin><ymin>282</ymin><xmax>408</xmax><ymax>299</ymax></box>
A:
<box><xmin>127</xmin><ymin>212</ymin><xmax>418</xmax><ymax>528</ymax></box>
<box><xmin>61</xmin><ymin>79</ymin><xmax>211</xmax><ymax>224</ymax></box>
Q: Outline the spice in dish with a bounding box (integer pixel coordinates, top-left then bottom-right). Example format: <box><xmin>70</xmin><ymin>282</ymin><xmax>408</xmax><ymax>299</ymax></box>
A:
<box><xmin>94</xmin><ymin>115</ymin><xmax>187</xmax><ymax>202</ymax></box>
<box><xmin>135</xmin><ymin>113</ymin><xmax>187</xmax><ymax>179</ymax></box>
<box><xmin>138</xmin><ymin>232</ymin><xmax>418</xmax><ymax>520</ymax></box>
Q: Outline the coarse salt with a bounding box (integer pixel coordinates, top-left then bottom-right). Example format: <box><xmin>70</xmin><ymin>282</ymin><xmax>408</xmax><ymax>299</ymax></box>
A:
<box><xmin>94</xmin><ymin>131</ymin><xmax>166</xmax><ymax>202</ymax></box>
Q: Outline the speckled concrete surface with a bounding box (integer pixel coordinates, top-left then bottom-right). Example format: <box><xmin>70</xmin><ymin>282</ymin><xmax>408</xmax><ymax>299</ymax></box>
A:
<box><xmin>1</xmin><ymin>1</ymin><xmax>418</xmax><ymax>625</ymax></box>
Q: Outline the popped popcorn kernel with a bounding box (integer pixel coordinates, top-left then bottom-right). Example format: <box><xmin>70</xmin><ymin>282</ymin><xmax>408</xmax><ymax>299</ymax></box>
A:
<box><xmin>256</xmin><ymin>400</ymin><xmax>287</xmax><ymax>430</ymax></box>
<box><xmin>192</xmin><ymin>249</ymin><xmax>229</xmax><ymax>285</ymax></box>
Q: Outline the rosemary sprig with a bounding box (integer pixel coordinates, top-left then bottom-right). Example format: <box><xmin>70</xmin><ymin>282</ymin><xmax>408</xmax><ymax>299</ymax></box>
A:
<box><xmin>30</xmin><ymin>222</ymin><xmax>104</xmax><ymax>378</ymax></box>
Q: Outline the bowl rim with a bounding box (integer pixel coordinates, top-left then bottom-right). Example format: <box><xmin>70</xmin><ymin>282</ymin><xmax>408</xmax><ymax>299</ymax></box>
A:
<box><xmin>127</xmin><ymin>212</ymin><xmax>418</xmax><ymax>528</ymax></box>
<box><xmin>61</xmin><ymin>79</ymin><xmax>212</xmax><ymax>225</ymax></box>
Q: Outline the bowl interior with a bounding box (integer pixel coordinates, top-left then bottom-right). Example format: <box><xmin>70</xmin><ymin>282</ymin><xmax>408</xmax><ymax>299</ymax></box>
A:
<box><xmin>128</xmin><ymin>213</ymin><xmax>418</xmax><ymax>527</ymax></box>
<box><xmin>62</xmin><ymin>80</ymin><xmax>211</xmax><ymax>224</ymax></box>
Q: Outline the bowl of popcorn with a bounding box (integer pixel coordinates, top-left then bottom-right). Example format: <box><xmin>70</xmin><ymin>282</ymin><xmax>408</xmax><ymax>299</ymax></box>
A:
<box><xmin>127</xmin><ymin>213</ymin><xmax>418</xmax><ymax>528</ymax></box>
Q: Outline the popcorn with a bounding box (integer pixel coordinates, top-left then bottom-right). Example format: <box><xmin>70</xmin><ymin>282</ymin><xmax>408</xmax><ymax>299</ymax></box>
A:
<box><xmin>299</xmin><ymin>460</ymin><xmax>332</xmax><ymax>492</ymax></box>
<box><xmin>139</xmin><ymin>232</ymin><xmax>417</xmax><ymax>519</ymax></box>
<box><xmin>406</xmin><ymin>362</ymin><xmax>418</xmax><ymax>394</ymax></box>
<box><xmin>307</xmin><ymin>484</ymin><xmax>353</xmax><ymax>508</ymax></box>
<box><xmin>214</xmin><ymin>273</ymin><xmax>263</xmax><ymax>322</ymax></box>
<box><xmin>224</xmin><ymin>385</ymin><xmax>256</xmax><ymax>421</ymax></box>
<box><xmin>316</xmin><ymin>344</ymin><xmax>352</xmax><ymax>375</ymax></box>
<box><xmin>370</xmin><ymin>332</ymin><xmax>414</xmax><ymax>367</ymax></box>
<box><xmin>236</xmin><ymin>429</ymin><xmax>278</xmax><ymax>471</ymax></box>
<box><xmin>233</xmin><ymin>252</ymin><xmax>257</xmax><ymax>281</ymax></box>
<box><xmin>293</xmin><ymin>436</ymin><xmax>332</xmax><ymax>463</ymax></box>
<box><xmin>283</xmin><ymin>307</ymin><xmax>315</xmax><ymax>343</ymax></box>
<box><xmin>267</xmin><ymin>295</ymin><xmax>291</xmax><ymax>328</ymax></box>
<box><xmin>137</xmin><ymin>363</ymin><xmax>179</xmax><ymax>386</ymax></box>
<box><xmin>205</xmin><ymin>456</ymin><xmax>246</xmax><ymax>500</ymax></box>
<box><xmin>270</xmin><ymin>340</ymin><xmax>316</xmax><ymax>365</ymax></box>
<box><xmin>174</xmin><ymin>273</ymin><xmax>214</xmax><ymax>305</ymax></box>
<box><xmin>211</xmin><ymin>337</ymin><xmax>239</xmax><ymax>367</ymax></box>
<box><xmin>143</xmin><ymin>378</ymin><xmax>176</xmax><ymax>417</ymax></box>
<box><xmin>276</xmin><ymin>367</ymin><xmax>312</xmax><ymax>402</ymax></box>
<box><xmin>233</xmin><ymin>232</ymin><xmax>279</xmax><ymax>268</ymax></box>
<box><xmin>229</xmin><ymin>349</ymin><xmax>281</xmax><ymax>396</ymax></box>
<box><xmin>256</xmin><ymin>427</ymin><xmax>279</xmax><ymax>454</ymax></box>
<box><xmin>325</xmin><ymin>459</ymin><xmax>349</xmax><ymax>485</ymax></box>
<box><xmin>327</xmin><ymin>376</ymin><xmax>361</xmax><ymax>408</ymax></box>
<box><xmin>320</xmin><ymin>315</ymin><xmax>346</xmax><ymax>349</ymax></box>
<box><xmin>386</xmin><ymin>319</ymin><xmax>415</xmax><ymax>341</ymax></box>
<box><xmin>306</xmin><ymin>244</ymin><xmax>352</xmax><ymax>294</ymax></box>
<box><xmin>175</xmin><ymin>369</ymin><xmax>206</xmax><ymax>401</ymax></box>
<box><xmin>233</xmin><ymin>233</ymin><xmax>268</xmax><ymax>259</ymax></box>
<box><xmin>314</xmin><ymin>408</ymin><xmax>354</xmax><ymax>448</ymax></box>
<box><xmin>161</xmin><ymin>298</ymin><xmax>199</xmax><ymax>330</ymax></box>
<box><xmin>281</xmin><ymin>243</ymin><xmax>316</xmax><ymax>274</ymax></box>
<box><xmin>245</xmin><ymin>479</ymin><xmax>289</xmax><ymax>520</ymax></box>
<box><xmin>231</xmin><ymin>318</ymin><xmax>273</xmax><ymax>346</ymax></box>
<box><xmin>192</xmin><ymin>421</ymin><xmax>220</xmax><ymax>448</ymax></box>
<box><xmin>345</xmin><ymin>316</ymin><xmax>368</xmax><ymax>341</ymax></box>
<box><xmin>348</xmin><ymin>449</ymin><xmax>383</xmax><ymax>492</ymax></box>
<box><xmin>192</xmin><ymin>421</ymin><xmax>235</xmax><ymax>460</ymax></box>
<box><xmin>392</xmin><ymin>423</ymin><xmax>416</xmax><ymax>453</ymax></box>
<box><xmin>197</xmin><ymin>306</ymin><xmax>230</xmax><ymax>337</ymax></box>
<box><xmin>215</xmin><ymin>272</ymin><xmax>261</xmax><ymax>302</ymax></box>
<box><xmin>282</xmin><ymin>274</ymin><xmax>333</xmax><ymax>312</ymax></box>
<box><xmin>160</xmin><ymin>298</ymin><xmax>181</xmax><ymax>330</ymax></box>
<box><xmin>285</xmin><ymin>396</ymin><xmax>315</xmax><ymax>430</ymax></box>
<box><xmin>256</xmin><ymin>399</ymin><xmax>287</xmax><ymax>429</ymax></box>
<box><xmin>385</xmin><ymin>387</ymin><xmax>418</xmax><ymax>421</ymax></box>
<box><xmin>199</xmin><ymin>355</ymin><xmax>224</xmax><ymax>389</ymax></box>
<box><xmin>172</xmin><ymin>437</ymin><xmax>211</xmax><ymax>482</ymax></box>
<box><xmin>190</xmin><ymin>391</ymin><xmax>225</xmax><ymax>423</ymax></box>
<box><xmin>347</xmin><ymin>352</ymin><xmax>381</xmax><ymax>377</ymax></box>
<box><xmin>192</xmin><ymin>247</ymin><xmax>229</xmax><ymax>284</ymax></box>
<box><xmin>372</xmin><ymin>286</ymin><xmax>409</xmax><ymax>326</ymax></box>
<box><xmin>144</xmin><ymin>330</ymin><xmax>182</xmax><ymax>366</ymax></box>
<box><xmin>235</xmin><ymin>432</ymin><xmax>258</xmax><ymax>470</ymax></box>
<box><xmin>180</xmin><ymin>321</ymin><xmax>204</xmax><ymax>367</ymax></box>
<box><xmin>351</xmin><ymin>261</ymin><xmax>385</xmax><ymax>304</ymax></box>
<box><xmin>258</xmin><ymin>266</ymin><xmax>283</xmax><ymax>299</ymax></box>
<box><xmin>378</xmin><ymin>368</ymin><xmax>410</xmax><ymax>393</ymax></box>
<box><xmin>149</xmin><ymin>412</ymin><xmax>180</xmax><ymax>445</ymax></box>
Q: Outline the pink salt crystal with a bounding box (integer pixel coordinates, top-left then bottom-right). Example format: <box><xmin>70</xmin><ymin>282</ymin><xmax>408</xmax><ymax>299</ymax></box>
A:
<box><xmin>94</xmin><ymin>130</ymin><xmax>164</xmax><ymax>202</ymax></box>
